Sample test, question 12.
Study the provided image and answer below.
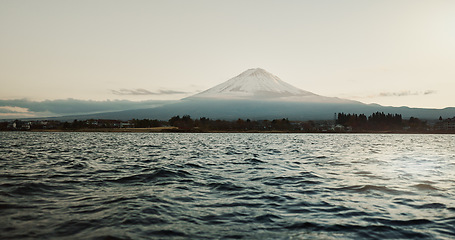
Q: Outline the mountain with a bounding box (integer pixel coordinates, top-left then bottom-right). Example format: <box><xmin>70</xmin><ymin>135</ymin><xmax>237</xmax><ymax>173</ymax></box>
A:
<box><xmin>45</xmin><ymin>68</ymin><xmax>454</xmax><ymax>121</ymax></box>
<box><xmin>187</xmin><ymin>68</ymin><xmax>357</xmax><ymax>103</ymax></box>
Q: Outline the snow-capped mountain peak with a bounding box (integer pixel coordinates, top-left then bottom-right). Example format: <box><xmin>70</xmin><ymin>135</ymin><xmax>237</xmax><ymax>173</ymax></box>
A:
<box><xmin>188</xmin><ymin>68</ymin><xmax>316</xmax><ymax>100</ymax></box>
<box><xmin>186</xmin><ymin>68</ymin><xmax>357</xmax><ymax>103</ymax></box>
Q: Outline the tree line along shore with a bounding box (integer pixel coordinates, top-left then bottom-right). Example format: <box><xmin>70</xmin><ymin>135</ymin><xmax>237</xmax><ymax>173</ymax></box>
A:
<box><xmin>1</xmin><ymin>112</ymin><xmax>454</xmax><ymax>133</ymax></box>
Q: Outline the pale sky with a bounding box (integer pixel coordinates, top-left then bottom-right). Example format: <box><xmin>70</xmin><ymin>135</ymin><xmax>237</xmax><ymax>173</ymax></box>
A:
<box><xmin>1</xmin><ymin>0</ymin><xmax>454</xmax><ymax>115</ymax></box>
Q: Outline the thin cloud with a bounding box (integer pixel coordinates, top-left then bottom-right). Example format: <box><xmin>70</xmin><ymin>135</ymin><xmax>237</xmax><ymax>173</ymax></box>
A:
<box><xmin>158</xmin><ymin>90</ymin><xmax>189</xmax><ymax>95</ymax></box>
<box><xmin>0</xmin><ymin>106</ymin><xmax>29</xmax><ymax>113</ymax></box>
<box><xmin>424</xmin><ymin>90</ymin><xmax>436</xmax><ymax>95</ymax></box>
<box><xmin>378</xmin><ymin>90</ymin><xmax>437</xmax><ymax>97</ymax></box>
<box><xmin>379</xmin><ymin>91</ymin><xmax>419</xmax><ymax>97</ymax></box>
<box><xmin>348</xmin><ymin>90</ymin><xmax>438</xmax><ymax>99</ymax></box>
<box><xmin>112</xmin><ymin>88</ymin><xmax>155</xmax><ymax>95</ymax></box>
<box><xmin>111</xmin><ymin>88</ymin><xmax>188</xmax><ymax>96</ymax></box>
<box><xmin>0</xmin><ymin>106</ymin><xmax>41</xmax><ymax>118</ymax></box>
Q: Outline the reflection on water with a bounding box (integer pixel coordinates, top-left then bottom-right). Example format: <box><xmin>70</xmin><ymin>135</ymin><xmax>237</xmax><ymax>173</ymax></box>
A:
<box><xmin>1</xmin><ymin>132</ymin><xmax>454</xmax><ymax>239</ymax></box>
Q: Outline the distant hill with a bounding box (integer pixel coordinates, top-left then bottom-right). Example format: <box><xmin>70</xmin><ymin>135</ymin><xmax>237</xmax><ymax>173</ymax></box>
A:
<box><xmin>54</xmin><ymin>100</ymin><xmax>452</xmax><ymax>121</ymax></box>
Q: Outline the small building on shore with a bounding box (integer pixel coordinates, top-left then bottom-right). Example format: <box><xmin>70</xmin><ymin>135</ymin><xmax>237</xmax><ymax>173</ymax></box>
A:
<box><xmin>435</xmin><ymin>117</ymin><xmax>455</xmax><ymax>132</ymax></box>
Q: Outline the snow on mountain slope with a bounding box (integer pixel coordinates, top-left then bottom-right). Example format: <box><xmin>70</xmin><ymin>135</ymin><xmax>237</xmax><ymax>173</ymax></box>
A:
<box><xmin>187</xmin><ymin>68</ymin><xmax>358</xmax><ymax>103</ymax></box>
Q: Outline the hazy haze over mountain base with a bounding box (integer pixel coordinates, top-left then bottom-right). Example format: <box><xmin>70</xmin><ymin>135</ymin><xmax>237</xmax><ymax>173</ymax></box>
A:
<box><xmin>52</xmin><ymin>99</ymin><xmax>455</xmax><ymax>122</ymax></box>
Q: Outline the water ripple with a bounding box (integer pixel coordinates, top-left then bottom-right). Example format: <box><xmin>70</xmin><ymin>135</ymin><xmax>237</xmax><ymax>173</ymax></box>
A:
<box><xmin>1</xmin><ymin>132</ymin><xmax>454</xmax><ymax>239</ymax></box>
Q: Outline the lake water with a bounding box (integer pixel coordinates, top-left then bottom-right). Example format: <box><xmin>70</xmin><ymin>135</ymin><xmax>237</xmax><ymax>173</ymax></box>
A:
<box><xmin>1</xmin><ymin>132</ymin><xmax>455</xmax><ymax>239</ymax></box>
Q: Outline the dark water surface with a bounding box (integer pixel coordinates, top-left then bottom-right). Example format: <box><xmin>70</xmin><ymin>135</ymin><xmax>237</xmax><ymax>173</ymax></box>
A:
<box><xmin>1</xmin><ymin>132</ymin><xmax>455</xmax><ymax>239</ymax></box>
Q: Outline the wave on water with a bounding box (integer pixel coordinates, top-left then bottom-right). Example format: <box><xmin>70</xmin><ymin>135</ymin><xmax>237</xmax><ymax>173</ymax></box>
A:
<box><xmin>1</xmin><ymin>132</ymin><xmax>455</xmax><ymax>239</ymax></box>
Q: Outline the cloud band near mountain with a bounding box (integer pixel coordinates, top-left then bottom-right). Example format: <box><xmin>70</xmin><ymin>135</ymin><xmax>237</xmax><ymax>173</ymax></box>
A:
<box><xmin>111</xmin><ymin>88</ymin><xmax>188</xmax><ymax>96</ymax></box>
<box><xmin>379</xmin><ymin>90</ymin><xmax>436</xmax><ymax>97</ymax></box>
<box><xmin>0</xmin><ymin>99</ymin><xmax>174</xmax><ymax>119</ymax></box>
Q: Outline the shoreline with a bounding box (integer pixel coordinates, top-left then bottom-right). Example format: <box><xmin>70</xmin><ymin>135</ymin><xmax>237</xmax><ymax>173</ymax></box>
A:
<box><xmin>1</xmin><ymin>128</ymin><xmax>453</xmax><ymax>134</ymax></box>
